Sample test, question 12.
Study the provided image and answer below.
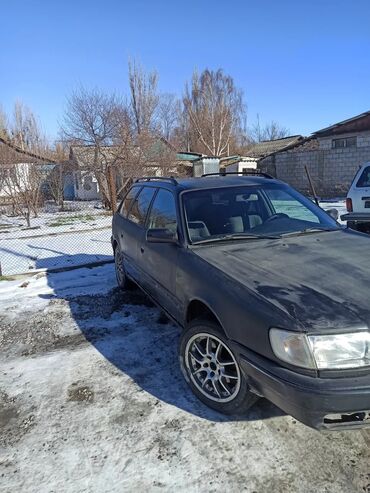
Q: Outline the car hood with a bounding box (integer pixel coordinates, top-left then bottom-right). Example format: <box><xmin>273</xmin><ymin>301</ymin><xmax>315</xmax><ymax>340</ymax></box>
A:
<box><xmin>193</xmin><ymin>229</ymin><xmax>370</xmax><ymax>333</ymax></box>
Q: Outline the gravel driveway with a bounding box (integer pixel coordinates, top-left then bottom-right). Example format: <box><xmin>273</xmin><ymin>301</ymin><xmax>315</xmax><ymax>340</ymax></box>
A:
<box><xmin>0</xmin><ymin>264</ymin><xmax>369</xmax><ymax>493</ymax></box>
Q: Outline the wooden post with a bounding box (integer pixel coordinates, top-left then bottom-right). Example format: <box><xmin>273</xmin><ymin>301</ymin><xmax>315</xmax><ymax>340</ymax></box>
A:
<box><xmin>107</xmin><ymin>166</ymin><xmax>117</xmax><ymax>214</ymax></box>
<box><xmin>304</xmin><ymin>165</ymin><xmax>320</xmax><ymax>207</ymax></box>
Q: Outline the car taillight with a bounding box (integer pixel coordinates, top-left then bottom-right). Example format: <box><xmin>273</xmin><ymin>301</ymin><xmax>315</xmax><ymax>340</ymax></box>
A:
<box><xmin>346</xmin><ymin>197</ymin><xmax>353</xmax><ymax>212</ymax></box>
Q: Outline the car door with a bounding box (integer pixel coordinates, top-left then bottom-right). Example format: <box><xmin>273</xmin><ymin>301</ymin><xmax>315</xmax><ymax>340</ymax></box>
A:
<box><xmin>138</xmin><ymin>188</ymin><xmax>181</xmax><ymax>318</ymax></box>
<box><xmin>116</xmin><ymin>185</ymin><xmax>156</xmax><ymax>282</ymax></box>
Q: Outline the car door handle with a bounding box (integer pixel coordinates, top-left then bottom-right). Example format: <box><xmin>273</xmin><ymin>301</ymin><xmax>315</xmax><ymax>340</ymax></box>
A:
<box><xmin>140</xmin><ymin>246</ymin><xmax>144</xmax><ymax>254</ymax></box>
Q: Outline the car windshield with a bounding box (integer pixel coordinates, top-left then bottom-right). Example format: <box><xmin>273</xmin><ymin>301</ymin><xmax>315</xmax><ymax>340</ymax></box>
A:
<box><xmin>182</xmin><ymin>184</ymin><xmax>340</xmax><ymax>243</ymax></box>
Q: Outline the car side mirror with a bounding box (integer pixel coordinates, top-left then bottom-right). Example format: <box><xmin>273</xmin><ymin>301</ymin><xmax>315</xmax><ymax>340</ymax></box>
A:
<box><xmin>325</xmin><ymin>208</ymin><xmax>339</xmax><ymax>221</ymax></box>
<box><xmin>146</xmin><ymin>228</ymin><xmax>178</xmax><ymax>244</ymax></box>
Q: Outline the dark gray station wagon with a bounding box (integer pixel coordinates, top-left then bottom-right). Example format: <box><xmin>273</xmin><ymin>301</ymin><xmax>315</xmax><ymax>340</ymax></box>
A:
<box><xmin>111</xmin><ymin>172</ymin><xmax>370</xmax><ymax>430</ymax></box>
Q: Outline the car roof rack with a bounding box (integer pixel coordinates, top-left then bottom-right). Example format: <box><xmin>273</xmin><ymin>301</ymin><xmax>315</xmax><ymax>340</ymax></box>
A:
<box><xmin>135</xmin><ymin>176</ymin><xmax>178</xmax><ymax>185</ymax></box>
<box><xmin>201</xmin><ymin>170</ymin><xmax>274</xmax><ymax>179</ymax></box>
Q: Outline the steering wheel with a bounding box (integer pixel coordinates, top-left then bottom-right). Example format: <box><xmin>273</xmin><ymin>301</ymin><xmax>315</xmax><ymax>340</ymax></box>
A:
<box><xmin>265</xmin><ymin>213</ymin><xmax>289</xmax><ymax>223</ymax></box>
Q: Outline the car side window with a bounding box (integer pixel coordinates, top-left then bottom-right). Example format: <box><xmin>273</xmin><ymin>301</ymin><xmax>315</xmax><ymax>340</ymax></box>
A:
<box><xmin>265</xmin><ymin>189</ymin><xmax>319</xmax><ymax>223</ymax></box>
<box><xmin>147</xmin><ymin>189</ymin><xmax>178</xmax><ymax>234</ymax></box>
<box><xmin>120</xmin><ymin>186</ymin><xmax>141</xmax><ymax>217</ymax></box>
<box><xmin>356</xmin><ymin>166</ymin><xmax>370</xmax><ymax>188</ymax></box>
<box><xmin>127</xmin><ymin>186</ymin><xmax>157</xmax><ymax>226</ymax></box>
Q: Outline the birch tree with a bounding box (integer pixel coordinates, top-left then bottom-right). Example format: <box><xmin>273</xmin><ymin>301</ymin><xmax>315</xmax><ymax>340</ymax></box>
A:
<box><xmin>183</xmin><ymin>69</ymin><xmax>246</xmax><ymax>156</ymax></box>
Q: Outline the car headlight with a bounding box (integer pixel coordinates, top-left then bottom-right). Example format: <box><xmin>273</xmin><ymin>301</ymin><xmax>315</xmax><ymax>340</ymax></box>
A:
<box><xmin>269</xmin><ymin>328</ymin><xmax>370</xmax><ymax>370</ymax></box>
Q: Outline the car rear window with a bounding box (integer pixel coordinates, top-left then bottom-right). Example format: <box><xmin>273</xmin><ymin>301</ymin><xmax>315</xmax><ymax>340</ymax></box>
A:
<box><xmin>356</xmin><ymin>166</ymin><xmax>370</xmax><ymax>188</ymax></box>
<box><xmin>127</xmin><ymin>186</ymin><xmax>156</xmax><ymax>226</ymax></box>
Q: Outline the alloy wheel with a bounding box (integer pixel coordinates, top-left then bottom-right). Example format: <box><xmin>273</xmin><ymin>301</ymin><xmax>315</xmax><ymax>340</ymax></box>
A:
<box><xmin>185</xmin><ymin>332</ymin><xmax>241</xmax><ymax>403</ymax></box>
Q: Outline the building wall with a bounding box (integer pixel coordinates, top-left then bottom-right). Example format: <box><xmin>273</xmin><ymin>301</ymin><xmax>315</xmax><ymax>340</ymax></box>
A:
<box><xmin>226</xmin><ymin>160</ymin><xmax>258</xmax><ymax>173</ymax></box>
<box><xmin>0</xmin><ymin>163</ymin><xmax>31</xmax><ymax>197</ymax></box>
<box><xmin>193</xmin><ymin>158</ymin><xmax>220</xmax><ymax>177</ymax></box>
<box><xmin>261</xmin><ymin>132</ymin><xmax>370</xmax><ymax>197</ymax></box>
<box><xmin>74</xmin><ymin>171</ymin><xmax>100</xmax><ymax>201</ymax></box>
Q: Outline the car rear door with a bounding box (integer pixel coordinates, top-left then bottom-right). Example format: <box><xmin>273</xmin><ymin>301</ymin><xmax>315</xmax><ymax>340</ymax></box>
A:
<box><xmin>116</xmin><ymin>185</ymin><xmax>156</xmax><ymax>282</ymax></box>
<box><xmin>138</xmin><ymin>188</ymin><xmax>181</xmax><ymax>318</ymax></box>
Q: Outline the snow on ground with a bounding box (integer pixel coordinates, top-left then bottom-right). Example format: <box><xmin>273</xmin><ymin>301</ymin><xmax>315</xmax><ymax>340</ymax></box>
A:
<box><xmin>0</xmin><ymin>202</ymin><xmax>113</xmax><ymax>275</ymax></box>
<box><xmin>0</xmin><ymin>228</ymin><xmax>113</xmax><ymax>275</ymax></box>
<box><xmin>319</xmin><ymin>198</ymin><xmax>347</xmax><ymax>224</ymax></box>
<box><xmin>0</xmin><ymin>264</ymin><xmax>369</xmax><ymax>493</ymax></box>
<box><xmin>0</xmin><ymin>201</ymin><xmax>111</xmax><ymax>239</ymax></box>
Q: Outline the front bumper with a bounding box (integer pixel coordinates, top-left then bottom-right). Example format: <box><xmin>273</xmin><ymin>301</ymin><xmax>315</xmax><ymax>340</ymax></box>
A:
<box><xmin>234</xmin><ymin>344</ymin><xmax>370</xmax><ymax>430</ymax></box>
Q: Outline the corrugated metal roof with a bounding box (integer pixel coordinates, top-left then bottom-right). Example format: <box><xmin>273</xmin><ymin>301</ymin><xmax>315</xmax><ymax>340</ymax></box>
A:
<box><xmin>243</xmin><ymin>135</ymin><xmax>303</xmax><ymax>158</ymax></box>
<box><xmin>176</xmin><ymin>152</ymin><xmax>202</xmax><ymax>161</ymax></box>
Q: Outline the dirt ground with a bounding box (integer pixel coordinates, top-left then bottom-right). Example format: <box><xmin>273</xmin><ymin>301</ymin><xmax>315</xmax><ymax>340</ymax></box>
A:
<box><xmin>0</xmin><ymin>264</ymin><xmax>369</xmax><ymax>493</ymax></box>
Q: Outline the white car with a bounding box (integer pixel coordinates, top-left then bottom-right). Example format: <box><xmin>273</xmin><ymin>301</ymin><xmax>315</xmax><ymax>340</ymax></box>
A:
<box><xmin>343</xmin><ymin>162</ymin><xmax>370</xmax><ymax>233</ymax></box>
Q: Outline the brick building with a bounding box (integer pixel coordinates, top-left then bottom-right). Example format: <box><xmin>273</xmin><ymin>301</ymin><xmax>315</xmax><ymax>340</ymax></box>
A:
<box><xmin>260</xmin><ymin>111</ymin><xmax>370</xmax><ymax>197</ymax></box>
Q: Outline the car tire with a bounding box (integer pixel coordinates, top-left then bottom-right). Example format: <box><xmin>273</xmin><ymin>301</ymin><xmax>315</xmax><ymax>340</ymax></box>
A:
<box><xmin>114</xmin><ymin>244</ymin><xmax>132</xmax><ymax>290</ymax></box>
<box><xmin>179</xmin><ymin>319</ymin><xmax>258</xmax><ymax>415</ymax></box>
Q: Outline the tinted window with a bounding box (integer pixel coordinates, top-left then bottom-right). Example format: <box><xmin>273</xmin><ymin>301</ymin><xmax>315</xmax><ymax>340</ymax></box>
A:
<box><xmin>356</xmin><ymin>166</ymin><xmax>370</xmax><ymax>188</ymax></box>
<box><xmin>128</xmin><ymin>186</ymin><xmax>156</xmax><ymax>226</ymax></box>
<box><xmin>148</xmin><ymin>189</ymin><xmax>178</xmax><ymax>233</ymax></box>
<box><xmin>120</xmin><ymin>186</ymin><xmax>140</xmax><ymax>216</ymax></box>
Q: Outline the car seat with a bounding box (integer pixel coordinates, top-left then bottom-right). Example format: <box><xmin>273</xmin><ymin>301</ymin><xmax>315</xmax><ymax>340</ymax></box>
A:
<box><xmin>188</xmin><ymin>221</ymin><xmax>210</xmax><ymax>242</ymax></box>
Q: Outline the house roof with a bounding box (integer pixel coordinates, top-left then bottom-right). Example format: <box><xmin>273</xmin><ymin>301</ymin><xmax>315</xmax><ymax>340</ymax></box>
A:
<box><xmin>313</xmin><ymin>110</ymin><xmax>370</xmax><ymax>137</ymax></box>
<box><xmin>176</xmin><ymin>151</ymin><xmax>203</xmax><ymax>161</ymax></box>
<box><xmin>243</xmin><ymin>135</ymin><xmax>303</xmax><ymax>159</ymax></box>
<box><xmin>69</xmin><ymin>145</ymin><xmax>121</xmax><ymax>167</ymax></box>
<box><xmin>220</xmin><ymin>155</ymin><xmax>258</xmax><ymax>167</ymax></box>
<box><xmin>0</xmin><ymin>136</ymin><xmax>56</xmax><ymax>164</ymax></box>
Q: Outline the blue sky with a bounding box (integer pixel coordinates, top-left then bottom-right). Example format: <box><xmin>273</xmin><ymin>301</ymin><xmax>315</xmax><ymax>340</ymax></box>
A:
<box><xmin>1</xmin><ymin>0</ymin><xmax>370</xmax><ymax>141</ymax></box>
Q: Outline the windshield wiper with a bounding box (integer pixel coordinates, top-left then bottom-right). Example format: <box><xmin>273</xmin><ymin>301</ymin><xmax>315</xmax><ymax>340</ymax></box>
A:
<box><xmin>281</xmin><ymin>227</ymin><xmax>339</xmax><ymax>238</ymax></box>
<box><xmin>192</xmin><ymin>233</ymin><xmax>281</xmax><ymax>245</ymax></box>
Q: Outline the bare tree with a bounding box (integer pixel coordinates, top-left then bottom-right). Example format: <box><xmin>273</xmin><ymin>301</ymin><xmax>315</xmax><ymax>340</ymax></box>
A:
<box><xmin>250</xmin><ymin>114</ymin><xmax>290</xmax><ymax>142</ymax></box>
<box><xmin>183</xmin><ymin>69</ymin><xmax>246</xmax><ymax>156</ymax></box>
<box><xmin>44</xmin><ymin>143</ymin><xmax>69</xmax><ymax>209</ymax></box>
<box><xmin>125</xmin><ymin>62</ymin><xmax>178</xmax><ymax>178</ymax></box>
<box><xmin>61</xmin><ymin>87</ymin><xmax>125</xmax><ymax>208</ymax></box>
<box><xmin>11</xmin><ymin>101</ymin><xmax>49</xmax><ymax>154</ymax></box>
<box><xmin>0</xmin><ymin>106</ymin><xmax>9</xmax><ymax>140</ymax></box>
<box><xmin>128</xmin><ymin>60</ymin><xmax>159</xmax><ymax>135</ymax></box>
<box><xmin>46</xmin><ymin>164</ymin><xmax>64</xmax><ymax>208</ymax></box>
<box><xmin>2</xmin><ymin>163</ymin><xmax>43</xmax><ymax>226</ymax></box>
<box><xmin>157</xmin><ymin>93</ymin><xmax>179</xmax><ymax>141</ymax></box>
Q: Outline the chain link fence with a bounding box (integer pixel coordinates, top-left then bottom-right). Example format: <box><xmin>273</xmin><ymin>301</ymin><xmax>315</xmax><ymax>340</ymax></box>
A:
<box><xmin>0</xmin><ymin>199</ymin><xmax>114</xmax><ymax>276</ymax></box>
